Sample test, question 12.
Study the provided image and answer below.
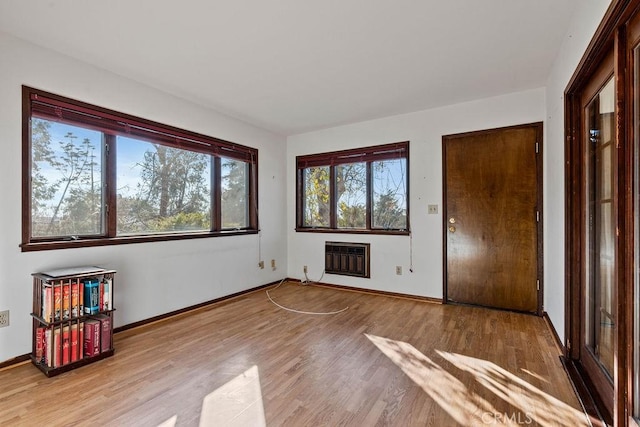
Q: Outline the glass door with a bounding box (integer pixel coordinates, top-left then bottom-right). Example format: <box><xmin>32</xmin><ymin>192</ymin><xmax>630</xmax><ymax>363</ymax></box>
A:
<box><xmin>585</xmin><ymin>76</ymin><xmax>616</xmax><ymax>378</ymax></box>
<box><xmin>578</xmin><ymin>51</ymin><xmax>616</xmax><ymax>420</ymax></box>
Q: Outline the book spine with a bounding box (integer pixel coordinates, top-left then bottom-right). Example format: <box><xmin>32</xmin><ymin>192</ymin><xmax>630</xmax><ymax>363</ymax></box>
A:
<box><xmin>98</xmin><ymin>315</ymin><xmax>111</xmax><ymax>352</ymax></box>
<box><xmin>35</xmin><ymin>327</ymin><xmax>44</xmax><ymax>364</ymax></box>
<box><xmin>99</xmin><ymin>280</ymin><xmax>104</xmax><ymax>312</ymax></box>
<box><xmin>61</xmin><ymin>326</ymin><xmax>70</xmax><ymax>366</ymax></box>
<box><xmin>102</xmin><ymin>279</ymin><xmax>110</xmax><ymax>311</ymax></box>
<box><xmin>45</xmin><ymin>328</ymin><xmax>52</xmax><ymax>367</ymax></box>
<box><xmin>93</xmin><ymin>321</ymin><xmax>100</xmax><ymax>355</ymax></box>
<box><xmin>83</xmin><ymin>280</ymin><xmax>100</xmax><ymax>315</ymax></box>
<box><xmin>53</xmin><ymin>327</ymin><xmax>61</xmax><ymax>368</ymax></box>
<box><xmin>70</xmin><ymin>324</ymin><xmax>80</xmax><ymax>363</ymax></box>
<box><xmin>42</xmin><ymin>287</ymin><xmax>52</xmax><ymax>322</ymax></box>
<box><xmin>53</xmin><ymin>284</ymin><xmax>62</xmax><ymax>322</ymax></box>
<box><xmin>79</xmin><ymin>281</ymin><xmax>84</xmax><ymax>315</ymax></box>
<box><xmin>71</xmin><ymin>281</ymin><xmax>80</xmax><ymax>318</ymax></box>
<box><xmin>62</xmin><ymin>283</ymin><xmax>71</xmax><ymax>320</ymax></box>
<box><xmin>83</xmin><ymin>321</ymin><xmax>101</xmax><ymax>357</ymax></box>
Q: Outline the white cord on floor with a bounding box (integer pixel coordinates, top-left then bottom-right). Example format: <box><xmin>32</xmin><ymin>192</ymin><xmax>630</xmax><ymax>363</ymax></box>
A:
<box><xmin>302</xmin><ymin>269</ymin><xmax>325</xmax><ymax>285</ymax></box>
<box><xmin>266</xmin><ymin>279</ymin><xmax>349</xmax><ymax>315</ymax></box>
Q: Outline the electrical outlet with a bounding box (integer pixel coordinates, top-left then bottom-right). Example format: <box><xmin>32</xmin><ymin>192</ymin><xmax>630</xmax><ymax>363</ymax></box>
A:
<box><xmin>303</xmin><ymin>265</ymin><xmax>308</xmax><ymax>273</ymax></box>
<box><xmin>396</xmin><ymin>266</ymin><xmax>402</xmax><ymax>275</ymax></box>
<box><xmin>271</xmin><ymin>259</ymin><xmax>276</xmax><ymax>270</ymax></box>
<box><xmin>428</xmin><ymin>204</ymin><xmax>438</xmax><ymax>214</ymax></box>
<box><xmin>0</xmin><ymin>310</ymin><xmax>9</xmax><ymax>328</ymax></box>
<box><xmin>258</xmin><ymin>261</ymin><xmax>264</xmax><ymax>269</ymax></box>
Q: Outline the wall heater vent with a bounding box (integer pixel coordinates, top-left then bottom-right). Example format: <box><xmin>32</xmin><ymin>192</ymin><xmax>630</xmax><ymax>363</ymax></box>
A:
<box><xmin>325</xmin><ymin>242</ymin><xmax>370</xmax><ymax>278</ymax></box>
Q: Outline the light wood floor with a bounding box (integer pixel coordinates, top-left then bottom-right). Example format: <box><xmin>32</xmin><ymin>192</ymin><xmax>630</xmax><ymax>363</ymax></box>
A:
<box><xmin>1</xmin><ymin>281</ymin><xmax>588</xmax><ymax>426</ymax></box>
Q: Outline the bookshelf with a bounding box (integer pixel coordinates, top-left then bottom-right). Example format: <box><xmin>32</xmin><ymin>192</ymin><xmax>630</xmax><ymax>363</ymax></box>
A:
<box><xmin>31</xmin><ymin>266</ymin><xmax>116</xmax><ymax>377</ymax></box>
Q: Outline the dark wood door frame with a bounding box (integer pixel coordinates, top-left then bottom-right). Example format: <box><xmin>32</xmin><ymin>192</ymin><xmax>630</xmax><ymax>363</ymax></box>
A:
<box><xmin>442</xmin><ymin>122</ymin><xmax>544</xmax><ymax>316</ymax></box>
<box><xmin>564</xmin><ymin>1</ymin><xmax>640</xmax><ymax>425</ymax></box>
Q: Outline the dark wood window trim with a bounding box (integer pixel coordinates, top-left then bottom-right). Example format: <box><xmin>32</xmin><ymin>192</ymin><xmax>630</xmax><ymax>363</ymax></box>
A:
<box><xmin>564</xmin><ymin>1</ymin><xmax>640</xmax><ymax>425</ymax></box>
<box><xmin>22</xmin><ymin>86</ymin><xmax>258</xmax><ymax>252</ymax></box>
<box><xmin>295</xmin><ymin>142</ymin><xmax>410</xmax><ymax>235</ymax></box>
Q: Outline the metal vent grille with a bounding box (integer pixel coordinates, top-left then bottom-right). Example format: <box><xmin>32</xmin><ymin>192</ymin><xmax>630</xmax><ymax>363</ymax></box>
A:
<box><xmin>325</xmin><ymin>242</ymin><xmax>370</xmax><ymax>278</ymax></box>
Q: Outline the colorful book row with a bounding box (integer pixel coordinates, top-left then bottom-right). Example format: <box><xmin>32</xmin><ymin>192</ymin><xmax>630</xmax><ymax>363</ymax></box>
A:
<box><xmin>41</xmin><ymin>277</ymin><xmax>113</xmax><ymax>322</ymax></box>
<box><xmin>34</xmin><ymin>315</ymin><xmax>111</xmax><ymax>369</ymax></box>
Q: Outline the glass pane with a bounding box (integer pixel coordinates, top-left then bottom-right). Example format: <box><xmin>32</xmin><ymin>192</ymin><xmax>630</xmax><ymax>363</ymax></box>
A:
<box><xmin>116</xmin><ymin>136</ymin><xmax>211</xmax><ymax>234</ymax></box>
<box><xmin>221</xmin><ymin>157</ymin><xmax>249</xmax><ymax>229</ymax></box>
<box><xmin>585</xmin><ymin>76</ymin><xmax>615</xmax><ymax>379</ymax></box>
<box><xmin>337</xmin><ymin>162</ymin><xmax>366</xmax><ymax>228</ymax></box>
<box><xmin>31</xmin><ymin>118</ymin><xmax>104</xmax><ymax>237</ymax></box>
<box><xmin>372</xmin><ymin>158</ymin><xmax>407</xmax><ymax>229</ymax></box>
<box><xmin>302</xmin><ymin>166</ymin><xmax>330</xmax><ymax>227</ymax></box>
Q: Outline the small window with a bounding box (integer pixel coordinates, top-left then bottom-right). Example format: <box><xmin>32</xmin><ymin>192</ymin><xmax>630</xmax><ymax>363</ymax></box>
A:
<box><xmin>221</xmin><ymin>157</ymin><xmax>249</xmax><ymax>229</ymax></box>
<box><xmin>372</xmin><ymin>158</ymin><xmax>407</xmax><ymax>229</ymax></box>
<box><xmin>22</xmin><ymin>86</ymin><xmax>258</xmax><ymax>251</ymax></box>
<box><xmin>31</xmin><ymin>118</ymin><xmax>105</xmax><ymax>238</ymax></box>
<box><xmin>302</xmin><ymin>166</ymin><xmax>330</xmax><ymax>227</ymax></box>
<box><xmin>296</xmin><ymin>142</ymin><xmax>409</xmax><ymax>234</ymax></box>
<box><xmin>336</xmin><ymin>162</ymin><xmax>367</xmax><ymax>229</ymax></box>
<box><xmin>116</xmin><ymin>136</ymin><xmax>212</xmax><ymax>235</ymax></box>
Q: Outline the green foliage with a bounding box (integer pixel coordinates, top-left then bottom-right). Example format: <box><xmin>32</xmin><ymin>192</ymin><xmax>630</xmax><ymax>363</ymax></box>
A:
<box><xmin>31</xmin><ymin>119</ymin><xmax>102</xmax><ymax>237</ymax></box>
<box><xmin>221</xmin><ymin>158</ymin><xmax>248</xmax><ymax>228</ymax></box>
<box><xmin>373</xmin><ymin>190</ymin><xmax>406</xmax><ymax>229</ymax></box>
<box><xmin>303</xmin><ymin>166</ymin><xmax>330</xmax><ymax>226</ymax></box>
<box><xmin>302</xmin><ymin>159</ymin><xmax>406</xmax><ymax>230</ymax></box>
<box><xmin>153</xmin><ymin>211</ymin><xmax>211</xmax><ymax>231</ymax></box>
<box><xmin>117</xmin><ymin>143</ymin><xmax>211</xmax><ymax>234</ymax></box>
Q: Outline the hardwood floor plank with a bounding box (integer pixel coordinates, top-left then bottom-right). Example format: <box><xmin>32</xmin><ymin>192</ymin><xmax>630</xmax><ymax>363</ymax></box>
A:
<box><xmin>1</xmin><ymin>282</ymin><xmax>588</xmax><ymax>426</ymax></box>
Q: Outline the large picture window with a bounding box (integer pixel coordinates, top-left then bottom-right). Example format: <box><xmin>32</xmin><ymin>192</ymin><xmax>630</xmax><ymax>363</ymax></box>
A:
<box><xmin>22</xmin><ymin>86</ymin><xmax>258</xmax><ymax>251</ymax></box>
<box><xmin>296</xmin><ymin>142</ymin><xmax>409</xmax><ymax>234</ymax></box>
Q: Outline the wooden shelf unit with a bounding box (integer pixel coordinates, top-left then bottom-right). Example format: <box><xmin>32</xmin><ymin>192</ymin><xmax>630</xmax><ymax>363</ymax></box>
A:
<box><xmin>31</xmin><ymin>267</ymin><xmax>116</xmax><ymax>377</ymax></box>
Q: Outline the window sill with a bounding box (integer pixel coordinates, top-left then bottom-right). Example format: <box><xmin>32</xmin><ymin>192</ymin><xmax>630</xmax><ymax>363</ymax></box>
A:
<box><xmin>295</xmin><ymin>227</ymin><xmax>409</xmax><ymax>236</ymax></box>
<box><xmin>20</xmin><ymin>229</ymin><xmax>258</xmax><ymax>252</ymax></box>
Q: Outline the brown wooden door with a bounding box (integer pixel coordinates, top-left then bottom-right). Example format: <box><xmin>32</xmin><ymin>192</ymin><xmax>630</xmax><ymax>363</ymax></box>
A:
<box><xmin>443</xmin><ymin>123</ymin><xmax>541</xmax><ymax>313</ymax></box>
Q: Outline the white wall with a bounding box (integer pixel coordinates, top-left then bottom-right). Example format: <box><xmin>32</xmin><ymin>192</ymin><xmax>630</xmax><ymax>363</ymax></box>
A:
<box><xmin>544</xmin><ymin>0</ymin><xmax>612</xmax><ymax>343</ymax></box>
<box><xmin>287</xmin><ymin>89</ymin><xmax>545</xmax><ymax>298</ymax></box>
<box><xmin>0</xmin><ymin>33</ymin><xmax>287</xmax><ymax>362</ymax></box>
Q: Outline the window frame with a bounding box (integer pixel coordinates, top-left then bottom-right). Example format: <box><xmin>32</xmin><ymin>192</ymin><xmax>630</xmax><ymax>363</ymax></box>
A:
<box><xmin>21</xmin><ymin>86</ymin><xmax>258</xmax><ymax>251</ymax></box>
<box><xmin>295</xmin><ymin>141</ymin><xmax>409</xmax><ymax>235</ymax></box>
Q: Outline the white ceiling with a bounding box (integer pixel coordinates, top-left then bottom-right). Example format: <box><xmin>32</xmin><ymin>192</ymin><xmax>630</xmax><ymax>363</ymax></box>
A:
<box><xmin>0</xmin><ymin>1</ymin><xmax>582</xmax><ymax>136</ymax></box>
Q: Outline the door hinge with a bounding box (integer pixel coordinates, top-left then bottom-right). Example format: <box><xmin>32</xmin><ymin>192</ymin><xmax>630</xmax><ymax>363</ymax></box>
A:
<box><xmin>536</xmin><ymin>279</ymin><xmax>540</xmax><ymax>291</ymax></box>
<box><xmin>567</xmin><ymin>339</ymin><xmax>571</xmax><ymax>352</ymax></box>
<box><xmin>536</xmin><ymin>211</ymin><xmax>540</xmax><ymax>222</ymax></box>
<box><xmin>535</xmin><ymin>142</ymin><xmax>539</xmax><ymax>153</ymax></box>
<box><xmin>105</xmin><ymin>143</ymin><xmax>110</xmax><ymax>154</ymax></box>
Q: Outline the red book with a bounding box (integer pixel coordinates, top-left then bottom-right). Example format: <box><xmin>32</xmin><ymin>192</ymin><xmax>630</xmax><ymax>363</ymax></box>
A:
<box><xmin>52</xmin><ymin>327</ymin><xmax>62</xmax><ymax>368</ymax></box>
<box><xmin>83</xmin><ymin>320</ymin><xmax>100</xmax><ymax>357</ymax></box>
<box><xmin>61</xmin><ymin>326</ymin><xmax>71</xmax><ymax>365</ymax></box>
<box><xmin>95</xmin><ymin>314</ymin><xmax>111</xmax><ymax>352</ymax></box>
<box><xmin>35</xmin><ymin>327</ymin><xmax>45</xmax><ymax>364</ymax></box>
<box><xmin>70</xmin><ymin>323</ymin><xmax>82</xmax><ymax>362</ymax></box>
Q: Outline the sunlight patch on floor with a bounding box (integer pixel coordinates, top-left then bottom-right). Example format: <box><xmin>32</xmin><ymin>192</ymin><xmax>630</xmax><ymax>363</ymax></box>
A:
<box><xmin>157</xmin><ymin>415</ymin><xmax>177</xmax><ymax>427</ymax></box>
<box><xmin>438</xmin><ymin>350</ymin><xmax>587</xmax><ymax>427</ymax></box>
<box><xmin>365</xmin><ymin>333</ymin><xmax>589</xmax><ymax>426</ymax></box>
<box><xmin>199</xmin><ymin>365</ymin><xmax>266</xmax><ymax>427</ymax></box>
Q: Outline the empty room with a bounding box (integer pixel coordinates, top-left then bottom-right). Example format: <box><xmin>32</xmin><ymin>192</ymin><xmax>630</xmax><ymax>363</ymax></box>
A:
<box><xmin>1</xmin><ymin>1</ymin><xmax>639</xmax><ymax>426</ymax></box>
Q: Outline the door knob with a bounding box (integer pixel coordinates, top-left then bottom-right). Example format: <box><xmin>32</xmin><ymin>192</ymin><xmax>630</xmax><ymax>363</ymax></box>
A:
<box><xmin>449</xmin><ymin>217</ymin><xmax>456</xmax><ymax>224</ymax></box>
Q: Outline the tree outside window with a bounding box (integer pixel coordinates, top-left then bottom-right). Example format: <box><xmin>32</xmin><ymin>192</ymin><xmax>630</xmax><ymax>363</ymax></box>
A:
<box><xmin>296</xmin><ymin>142</ymin><xmax>409</xmax><ymax>233</ymax></box>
